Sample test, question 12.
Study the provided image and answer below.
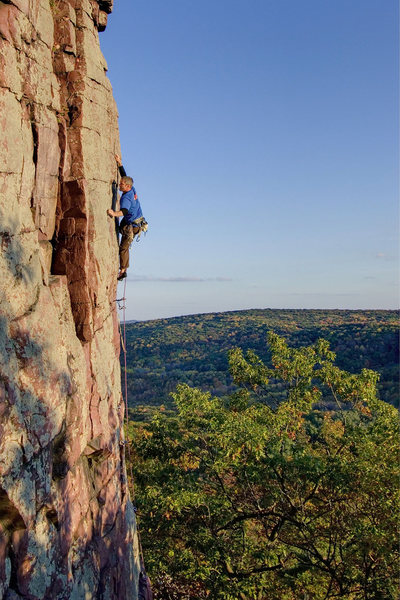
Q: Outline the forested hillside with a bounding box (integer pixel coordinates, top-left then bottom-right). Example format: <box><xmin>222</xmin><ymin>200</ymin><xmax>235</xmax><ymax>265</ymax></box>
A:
<box><xmin>122</xmin><ymin>309</ymin><xmax>398</xmax><ymax>416</ymax></box>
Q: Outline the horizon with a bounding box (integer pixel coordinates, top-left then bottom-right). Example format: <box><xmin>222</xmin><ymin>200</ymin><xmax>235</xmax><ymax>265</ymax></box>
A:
<box><xmin>122</xmin><ymin>305</ymin><xmax>399</xmax><ymax>325</ymax></box>
<box><xmin>100</xmin><ymin>1</ymin><xmax>399</xmax><ymax>321</ymax></box>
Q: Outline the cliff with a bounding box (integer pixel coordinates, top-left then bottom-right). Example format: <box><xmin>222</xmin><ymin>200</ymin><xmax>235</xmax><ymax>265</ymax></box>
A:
<box><xmin>0</xmin><ymin>1</ymin><xmax>140</xmax><ymax>598</ymax></box>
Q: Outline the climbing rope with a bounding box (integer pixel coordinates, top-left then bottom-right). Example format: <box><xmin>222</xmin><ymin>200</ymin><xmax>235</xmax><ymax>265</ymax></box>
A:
<box><xmin>117</xmin><ymin>279</ymin><xmax>152</xmax><ymax>594</ymax></box>
<box><xmin>117</xmin><ymin>278</ymin><xmax>136</xmax><ymax>502</ymax></box>
<box><xmin>121</xmin><ymin>278</ymin><xmax>129</xmax><ymax>434</ymax></box>
<box><xmin>113</xmin><ymin>156</ymin><xmax>153</xmax><ymax>596</ymax></box>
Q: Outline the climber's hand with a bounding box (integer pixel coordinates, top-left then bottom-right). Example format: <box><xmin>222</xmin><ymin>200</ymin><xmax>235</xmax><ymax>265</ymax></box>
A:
<box><xmin>115</xmin><ymin>154</ymin><xmax>122</xmax><ymax>166</ymax></box>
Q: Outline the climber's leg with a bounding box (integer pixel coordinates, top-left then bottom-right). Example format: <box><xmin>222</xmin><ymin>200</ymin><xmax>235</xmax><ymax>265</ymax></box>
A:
<box><xmin>118</xmin><ymin>225</ymin><xmax>134</xmax><ymax>278</ymax></box>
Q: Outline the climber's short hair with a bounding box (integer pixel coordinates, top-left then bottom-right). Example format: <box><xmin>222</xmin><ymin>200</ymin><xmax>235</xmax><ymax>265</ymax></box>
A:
<box><xmin>120</xmin><ymin>175</ymin><xmax>133</xmax><ymax>188</ymax></box>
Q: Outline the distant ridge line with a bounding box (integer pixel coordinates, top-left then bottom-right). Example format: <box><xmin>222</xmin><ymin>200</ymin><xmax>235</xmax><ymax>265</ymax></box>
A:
<box><xmin>123</xmin><ymin>307</ymin><xmax>398</xmax><ymax>325</ymax></box>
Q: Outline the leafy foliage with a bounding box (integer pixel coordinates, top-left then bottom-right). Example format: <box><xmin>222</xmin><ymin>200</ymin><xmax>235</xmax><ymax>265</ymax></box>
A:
<box><xmin>128</xmin><ymin>334</ymin><xmax>399</xmax><ymax>599</ymax></box>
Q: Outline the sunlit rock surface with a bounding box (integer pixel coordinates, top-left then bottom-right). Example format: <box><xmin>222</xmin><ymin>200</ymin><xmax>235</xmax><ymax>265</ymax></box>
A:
<box><xmin>0</xmin><ymin>1</ymin><xmax>140</xmax><ymax>598</ymax></box>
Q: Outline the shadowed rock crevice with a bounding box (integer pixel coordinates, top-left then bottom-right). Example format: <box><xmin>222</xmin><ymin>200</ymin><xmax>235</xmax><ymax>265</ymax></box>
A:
<box><xmin>47</xmin><ymin>0</ymin><xmax>124</xmax><ymax>343</ymax></box>
<box><xmin>0</xmin><ymin>489</ymin><xmax>25</xmax><ymax>535</ymax></box>
<box><xmin>51</xmin><ymin>425</ymin><xmax>69</xmax><ymax>482</ymax></box>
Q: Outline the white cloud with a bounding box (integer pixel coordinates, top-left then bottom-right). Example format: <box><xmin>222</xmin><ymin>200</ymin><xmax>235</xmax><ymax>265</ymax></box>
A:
<box><xmin>376</xmin><ymin>253</ymin><xmax>396</xmax><ymax>261</ymax></box>
<box><xmin>128</xmin><ymin>275</ymin><xmax>232</xmax><ymax>282</ymax></box>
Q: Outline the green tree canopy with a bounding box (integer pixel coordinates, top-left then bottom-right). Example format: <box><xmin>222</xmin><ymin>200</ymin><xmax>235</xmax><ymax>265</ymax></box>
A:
<box><xmin>129</xmin><ymin>333</ymin><xmax>399</xmax><ymax>599</ymax></box>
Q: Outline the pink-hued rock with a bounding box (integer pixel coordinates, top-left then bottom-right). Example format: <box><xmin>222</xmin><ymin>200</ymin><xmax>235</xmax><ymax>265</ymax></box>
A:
<box><xmin>0</xmin><ymin>1</ymin><xmax>140</xmax><ymax>598</ymax></box>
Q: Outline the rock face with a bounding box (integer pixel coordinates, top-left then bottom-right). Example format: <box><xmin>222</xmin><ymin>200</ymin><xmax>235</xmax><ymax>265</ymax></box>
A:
<box><xmin>0</xmin><ymin>1</ymin><xmax>140</xmax><ymax>598</ymax></box>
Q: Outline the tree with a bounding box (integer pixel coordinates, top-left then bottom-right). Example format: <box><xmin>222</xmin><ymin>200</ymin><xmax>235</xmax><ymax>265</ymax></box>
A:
<box><xmin>129</xmin><ymin>333</ymin><xmax>399</xmax><ymax>599</ymax></box>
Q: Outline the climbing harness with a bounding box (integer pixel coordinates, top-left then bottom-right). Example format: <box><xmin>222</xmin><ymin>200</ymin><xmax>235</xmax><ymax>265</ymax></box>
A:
<box><xmin>117</xmin><ymin>280</ymin><xmax>153</xmax><ymax>599</ymax></box>
<box><xmin>132</xmin><ymin>216</ymin><xmax>148</xmax><ymax>242</ymax></box>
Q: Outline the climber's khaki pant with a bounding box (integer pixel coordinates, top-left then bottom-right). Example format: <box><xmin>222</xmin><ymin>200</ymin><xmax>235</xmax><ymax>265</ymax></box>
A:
<box><xmin>119</xmin><ymin>223</ymin><xmax>139</xmax><ymax>270</ymax></box>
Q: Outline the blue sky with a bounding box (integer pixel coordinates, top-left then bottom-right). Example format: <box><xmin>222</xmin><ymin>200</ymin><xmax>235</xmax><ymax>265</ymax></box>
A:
<box><xmin>100</xmin><ymin>0</ymin><xmax>398</xmax><ymax>321</ymax></box>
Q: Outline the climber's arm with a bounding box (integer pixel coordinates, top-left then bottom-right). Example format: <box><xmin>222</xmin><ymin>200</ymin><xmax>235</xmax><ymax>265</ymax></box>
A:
<box><xmin>107</xmin><ymin>208</ymin><xmax>128</xmax><ymax>218</ymax></box>
<box><xmin>115</xmin><ymin>154</ymin><xmax>127</xmax><ymax>177</ymax></box>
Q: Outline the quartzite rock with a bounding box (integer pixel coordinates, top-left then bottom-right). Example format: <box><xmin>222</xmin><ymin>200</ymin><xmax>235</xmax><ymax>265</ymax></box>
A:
<box><xmin>0</xmin><ymin>1</ymin><xmax>140</xmax><ymax>598</ymax></box>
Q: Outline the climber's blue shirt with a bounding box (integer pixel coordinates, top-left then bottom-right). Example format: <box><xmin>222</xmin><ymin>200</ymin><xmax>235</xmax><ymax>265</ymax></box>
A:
<box><xmin>119</xmin><ymin>187</ymin><xmax>143</xmax><ymax>227</ymax></box>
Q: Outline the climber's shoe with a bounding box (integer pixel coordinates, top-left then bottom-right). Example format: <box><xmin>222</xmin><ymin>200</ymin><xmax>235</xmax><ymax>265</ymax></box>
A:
<box><xmin>117</xmin><ymin>271</ymin><xmax>127</xmax><ymax>281</ymax></box>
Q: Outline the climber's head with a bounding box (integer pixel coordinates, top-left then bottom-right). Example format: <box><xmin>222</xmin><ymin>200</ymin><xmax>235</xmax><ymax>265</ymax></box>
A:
<box><xmin>119</xmin><ymin>176</ymin><xmax>133</xmax><ymax>192</ymax></box>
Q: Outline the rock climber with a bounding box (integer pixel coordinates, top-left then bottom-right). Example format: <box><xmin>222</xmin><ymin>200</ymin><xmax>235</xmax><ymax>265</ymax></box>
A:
<box><xmin>107</xmin><ymin>154</ymin><xmax>143</xmax><ymax>281</ymax></box>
